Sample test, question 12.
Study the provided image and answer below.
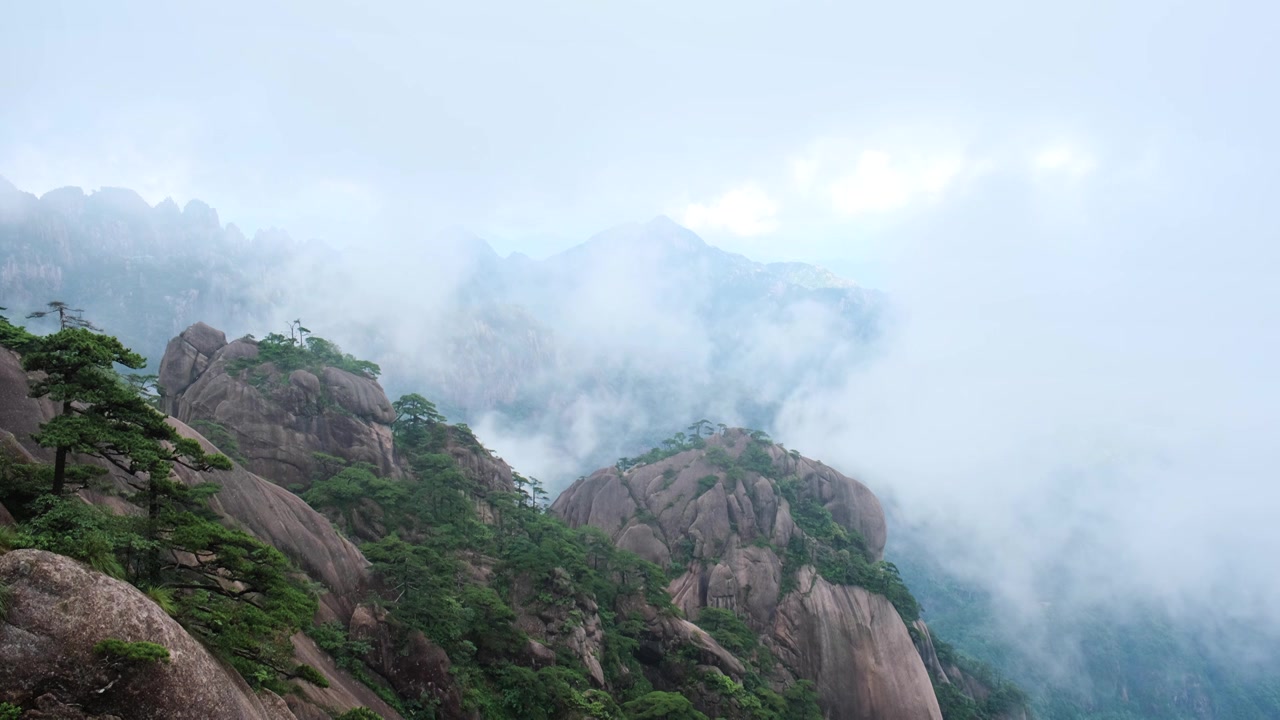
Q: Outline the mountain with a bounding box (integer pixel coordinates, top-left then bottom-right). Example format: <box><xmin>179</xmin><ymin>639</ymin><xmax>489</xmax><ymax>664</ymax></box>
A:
<box><xmin>0</xmin><ymin>320</ymin><xmax>1024</xmax><ymax>719</ymax></box>
<box><xmin>6</xmin><ymin>179</ymin><xmax>1278</xmax><ymax>719</ymax></box>
<box><xmin>0</xmin><ymin>180</ymin><xmax>880</xmax><ymax>477</ymax></box>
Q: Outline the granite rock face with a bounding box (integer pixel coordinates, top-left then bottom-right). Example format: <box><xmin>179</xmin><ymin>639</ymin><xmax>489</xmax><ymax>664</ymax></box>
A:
<box><xmin>160</xmin><ymin>324</ymin><xmax>402</xmax><ymax>489</ymax></box>
<box><xmin>0</xmin><ymin>550</ymin><xmax>296</xmax><ymax>720</ymax></box>
<box><xmin>551</xmin><ymin>429</ymin><xmax>941</xmax><ymax>720</ymax></box>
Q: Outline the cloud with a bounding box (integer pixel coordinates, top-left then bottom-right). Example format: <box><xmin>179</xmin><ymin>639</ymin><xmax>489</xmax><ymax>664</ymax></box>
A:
<box><xmin>683</xmin><ymin>184</ymin><xmax>779</xmax><ymax>236</ymax></box>
<box><xmin>775</xmin><ymin>150</ymin><xmax>1280</xmax><ymax>632</ymax></box>
<box><xmin>829</xmin><ymin>150</ymin><xmax>966</xmax><ymax>216</ymax></box>
<box><xmin>1032</xmin><ymin>145</ymin><xmax>1096</xmax><ymax>176</ymax></box>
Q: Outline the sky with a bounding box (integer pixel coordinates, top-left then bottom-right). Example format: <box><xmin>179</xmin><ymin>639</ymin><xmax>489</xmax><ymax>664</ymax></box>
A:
<box><xmin>5</xmin><ymin>0</ymin><xmax>1276</xmax><ymax>285</ymax></box>
<box><xmin>7</xmin><ymin>0</ymin><xmax>1280</xmax><ymax>655</ymax></box>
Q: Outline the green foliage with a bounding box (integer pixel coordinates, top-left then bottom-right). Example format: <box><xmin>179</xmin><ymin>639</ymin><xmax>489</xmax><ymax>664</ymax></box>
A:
<box><xmin>94</xmin><ymin>638</ymin><xmax>171</xmax><ymax>664</ymax></box>
<box><xmin>2</xmin><ymin>315</ymin><xmax>315</xmax><ymax>692</ymax></box>
<box><xmin>739</xmin><ymin>440</ymin><xmax>777</xmax><ymax>478</ymax></box>
<box><xmin>307</xmin><ymin>621</ymin><xmax>373</xmax><ymax>671</ymax></box>
<box><xmin>623</xmin><ymin>691</ymin><xmax>710</xmax><ymax>720</ymax></box>
<box><xmin>336</xmin><ymin>710</ymin><xmax>384</xmax><ymax>720</ymax></box>
<box><xmin>293</xmin><ymin>663</ymin><xmax>330</xmax><ymax>687</ymax></box>
<box><xmin>0</xmin><ymin>701</ymin><xmax>21</xmax><ymax>720</ymax></box>
<box><xmin>144</xmin><ymin>586</ymin><xmax>178</xmax><ymax>616</ymax></box>
<box><xmin>0</xmin><ymin>309</ymin><xmax>38</xmax><ymax>353</ymax></box>
<box><xmin>305</xmin><ymin>462</ymin><xmax>406</xmax><ymax>530</ymax></box>
<box><xmin>20</xmin><ymin>323</ymin><xmax>231</xmax><ymax>504</ymax></box>
<box><xmin>781</xmin><ymin>681</ymin><xmax>824</xmax><ymax>720</ymax></box>
<box><xmin>616</xmin><ymin>424</ymin><xmax>714</xmax><ymax>472</ymax></box>
<box><xmin>776</xmin><ymin>476</ymin><xmax>920</xmax><ymax>623</ymax></box>
<box><xmin>695</xmin><ymin>607</ymin><xmax>757</xmax><ymax>657</ymax></box>
<box><xmin>17</xmin><ymin>496</ymin><xmax>132</xmax><ymax>578</ymax></box>
<box><xmin>393</xmin><ymin>393</ymin><xmax>445</xmax><ymax>430</ymax></box>
<box><xmin>295</xmin><ymin>399</ymin><xmax>694</xmax><ymax>716</ymax></box>
<box><xmin>6</xmin><ymin>318</ymin><xmax>321</xmax><ymax>693</ymax></box>
<box><xmin>697</xmin><ymin>474</ymin><xmax>719</xmax><ymax>495</ymax></box>
<box><xmin>661</xmin><ymin>467</ymin><xmax>677</xmax><ymax>487</ymax></box>
<box><xmin>230</xmin><ymin>329</ymin><xmax>381</xmax><ymax>380</ymax></box>
<box><xmin>190</xmin><ymin>420</ymin><xmax>246</xmax><ymax>465</ymax></box>
<box><xmin>165</xmin><ymin>516</ymin><xmax>317</xmax><ymax>687</ymax></box>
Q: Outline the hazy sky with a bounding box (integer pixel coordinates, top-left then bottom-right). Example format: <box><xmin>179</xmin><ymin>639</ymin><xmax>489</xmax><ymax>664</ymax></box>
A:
<box><xmin>5</xmin><ymin>0</ymin><xmax>1276</xmax><ymax>285</ymax></box>
<box><xmin>6</xmin><ymin>0</ymin><xmax>1280</xmax><ymax>664</ymax></box>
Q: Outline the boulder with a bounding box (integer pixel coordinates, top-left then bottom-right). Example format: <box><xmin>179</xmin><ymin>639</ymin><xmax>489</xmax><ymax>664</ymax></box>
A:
<box><xmin>0</xmin><ymin>549</ymin><xmax>297</xmax><ymax>720</ymax></box>
<box><xmin>158</xmin><ymin>321</ymin><xmax>227</xmax><ymax>402</ymax></box>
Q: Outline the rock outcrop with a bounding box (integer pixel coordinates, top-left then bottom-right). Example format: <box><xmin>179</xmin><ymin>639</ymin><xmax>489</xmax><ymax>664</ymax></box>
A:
<box><xmin>551</xmin><ymin>429</ymin><xmax>941</xmax><ymax>720</ymax></box>
<box><xmin>772</xmin><ymin>567</ymin><xmax>941</xmax><ymax>720</ymax></box>
<box><xmin>159</xmin><ymin>324</ymin><xmax>402</xmax><ymax>489</ymax></box>
<box><xmin>0</xmin><ymin>549</ymin><xmax>296</xmax><ymax>719</ymax></box>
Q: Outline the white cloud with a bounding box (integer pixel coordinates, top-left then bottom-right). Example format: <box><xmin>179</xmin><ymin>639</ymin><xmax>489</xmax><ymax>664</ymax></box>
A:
<box><xmin>829</xmin><ymin>150</ymin><xmax>966</xmax><ymax>216</ymax></box>
<box><xmin>790</xmin><ymin>155</ymin><xmax>821</xmax><ymax>192</ymax></box>
<box><xmin>683</xmin><ymin>184</ymin><xmax>779</xmax><ymax>236</ymax></box>
<box><xmin>1032</xmin><ymin>145</ymin><xmax>1096</xmax><ymax>176</ymax></box>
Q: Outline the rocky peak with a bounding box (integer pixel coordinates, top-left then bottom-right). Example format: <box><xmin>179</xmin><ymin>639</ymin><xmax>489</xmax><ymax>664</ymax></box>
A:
<box><xmin>159</xmin><ymin>323</ymin><xmax>402</xmax><ymax>489</ymax></box>
<box><xmin>40</xmin><ymin>186</ymin><xmax>89</xmax><ymax>217</ymax></box>
<box><xmin>181</xmin><ymin>198</ymin><xmax>221</xmax><ymax>229</ymax></box>
<box><xmin>551</xmin><ymin>428</ymin><xmax>940</xmax><ymax>720</ymax></box>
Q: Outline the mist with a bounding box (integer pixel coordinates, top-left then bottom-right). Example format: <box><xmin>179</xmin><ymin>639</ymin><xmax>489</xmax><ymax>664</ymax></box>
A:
<box><xmin>7</xmin><ymin>0</ymin><xmax>1280</xmax><ymax>709</ymax></box>
<box><xmin>776</xmin><ymin>143</ymin><xmax>1280</xmax><ymax>640</ymax></box>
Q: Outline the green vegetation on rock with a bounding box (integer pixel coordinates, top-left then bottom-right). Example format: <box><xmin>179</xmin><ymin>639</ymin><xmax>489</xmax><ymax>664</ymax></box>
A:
<box><xmin>94</xmin><ymin>638</ymin><xmax>171</xmax><ymax>664</ymax></box>
<box><xmin>228</xmin><ymin>322</ymin><xmax>381</xmax><ymax>380</ymax></box>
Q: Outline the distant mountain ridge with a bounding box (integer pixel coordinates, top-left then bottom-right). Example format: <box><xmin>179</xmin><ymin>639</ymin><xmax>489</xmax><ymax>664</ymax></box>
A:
<box><xmin>0</xmin><ymin>179</ymin><xmax>881</xmax><ymax>477</ymax></box>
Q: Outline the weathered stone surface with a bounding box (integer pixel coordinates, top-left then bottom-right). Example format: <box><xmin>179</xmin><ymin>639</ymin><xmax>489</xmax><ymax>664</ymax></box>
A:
<box><xmin>169</xmin><ymin>418</ymin><xmax>371</xmax><ymax>612</ymax></box>
<box><xmin>0</xmin><ymin>549</ymin><xmax>298</xmax><ymax>720</ymax></box>
<box><xmin>552</xmin><ymin>429</ymin><xmax>936</xmax><ymax>720</ymax></box>
<box><xmin>158</xmin><ymin>321</ymin><xmax>227</xmax><ymax>401</ymax></box>
<box><xmin>773</xmin><ymin>567</ymin><xmax>942</xmax><ymax>720</ymax></box>
<box><xmin>913</xmin><ymin>619</ymin><xmax>951</xmax><ymax>686</ymax></box>
<box><xmin>512</xmin><ymin>568</ymin><xmax>608</xmax><ymax>686</ymax></box>
<box><xmin>163</xmin><ymin>327</ymin><xmax>402</xmax><ymax>489</ymax></box>
<box><xmin>0</xmin><ymin>348</ymin><xmax>54</xmax><ymax>462</ymax></box>
<box><xmin>616</xmin><ymin>592</ymin><xmax>747</xmax><ymax>678</ymax></box>
<box><xmin>289</xmin><ymin>633</ymin><xmax>404</xmax><ymax>720</ymax></box>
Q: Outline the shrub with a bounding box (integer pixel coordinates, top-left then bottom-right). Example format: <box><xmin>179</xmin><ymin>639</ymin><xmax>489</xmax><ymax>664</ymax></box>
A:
<box><xmin>622</xmin><ymin>691</ymin><xmax>709</xmax><ymax>720</ymax></box>
<box><xmin>694</xmin><ymin>607</ymin><xmax>757</xmax><ymax>656</ymax></box>
<box><xmin>0</xmin><ymin>702</ymin><xmax>21</xmax><ymax>720</ymax></box>
<box><xmin>336</xmin><ymin>709</ymin><xmax>383</xmax><ymax>720</ymax></box>
<box><xmin>293</xmin><ymin>663</ymin><xmax>330</xmax><ymax>687</ymax></box>
<box><xmin>94</xmin><ymin>638</ymin><xmax>171</xmax><ymax>664</ymax></box>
